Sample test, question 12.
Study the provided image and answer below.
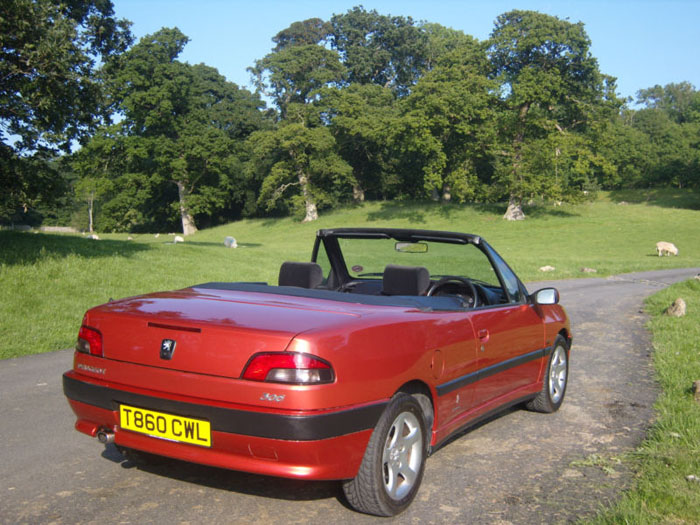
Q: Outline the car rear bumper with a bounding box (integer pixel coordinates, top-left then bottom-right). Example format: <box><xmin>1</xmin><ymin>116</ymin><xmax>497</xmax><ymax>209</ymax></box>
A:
<box><xmin>63</xmin><ymin>371</ymin><xmax>384</xmax><ymax>480</ymax></box>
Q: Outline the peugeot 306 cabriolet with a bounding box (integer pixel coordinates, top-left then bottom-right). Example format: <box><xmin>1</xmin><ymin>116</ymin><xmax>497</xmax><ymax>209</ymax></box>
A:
<box><xmin>64</xmin><ymin>227</ymin><xmax>571</xmax><ymax>516</ymax></box>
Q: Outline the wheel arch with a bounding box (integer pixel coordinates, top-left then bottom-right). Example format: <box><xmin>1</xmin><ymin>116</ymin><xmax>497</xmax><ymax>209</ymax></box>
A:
<box><xmin>396</xmin><ymin>380</ymin><xmax>435</xmax><ymax>433</ymax></box>
<box><xmin>558</xmin><ymin>328</ymin><xmax>572</xmax><ymax>350</ymax></box>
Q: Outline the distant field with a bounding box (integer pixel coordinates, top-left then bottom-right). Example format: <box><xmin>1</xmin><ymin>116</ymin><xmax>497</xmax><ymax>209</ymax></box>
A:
<box><xmin>1</xmin><ymin>189</ymin><xmax>699</xmax><ymax>359</ymax></box>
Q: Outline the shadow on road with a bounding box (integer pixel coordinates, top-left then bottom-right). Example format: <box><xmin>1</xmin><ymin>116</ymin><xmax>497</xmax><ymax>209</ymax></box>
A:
<box><xmin>101</xmin><ymin>444</ymin><xmax>344</xmax><ymax>504</ymax></box>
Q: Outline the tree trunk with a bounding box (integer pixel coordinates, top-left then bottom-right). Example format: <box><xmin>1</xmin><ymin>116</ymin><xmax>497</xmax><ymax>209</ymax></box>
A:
<box><xmin>442</xmin><ymin>184</ymin><xmax>452</xmax><ymax>203</ymax></box>
<box><xmin>298</xmin><ymin>172</ymin><xmax>318</xmax><ymax>222</ymax></box>
<box><xmin>88</xmin><ymin>192</ymin><xmax>94</xmax><ymax>233</ymax></box>
<box><xmin>176</xmin><ymin>181</ymin><xmax>198</xmax><ymax>235</ymax></box>
<box><xmin>303</xmin><ymin>199</ymin><xmax>318</xmax><ymax>222</ymax></box>
<box><xmin>503</xmin><ymin>196</ymin><xmax>526</xmax><ymax>221</ymax></box>
<box><xmin>353</xmin><ymin>184</ymin><xmax>365</xmax><ymax>202</ymax></box>
<box><xmin>502</xmin><ymin>102</ymin><xmax>532</xmax><ymax>221</ymax></box>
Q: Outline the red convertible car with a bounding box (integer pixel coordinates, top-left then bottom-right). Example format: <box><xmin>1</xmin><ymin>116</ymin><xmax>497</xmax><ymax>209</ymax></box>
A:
<box><xmin>64</xmin><ymin>228</ymin><xmax>571</xmax><ymax>516</ymax></box>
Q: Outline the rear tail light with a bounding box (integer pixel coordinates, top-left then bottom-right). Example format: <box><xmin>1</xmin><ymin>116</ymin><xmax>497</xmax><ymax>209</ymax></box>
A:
<box><xmin>76</xmin><ymin>325</ymin><xmax>103</xmax><ymax>357</ymax></box>
<box><xmin>242</xmin><ymin>352</ymin><xmax>334</xmax><ymax>384</ymax></box>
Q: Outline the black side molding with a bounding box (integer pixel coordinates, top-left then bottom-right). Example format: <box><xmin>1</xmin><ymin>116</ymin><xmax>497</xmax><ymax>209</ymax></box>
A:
<box><xmin>63</xmin><ymin>374</ymin><xmax>387</xmax><ymax>441</ymax></box>
<box><xmin>436</xmin><ymin>346</ymin><xmax>551</xmax><ymax>397</ymax></box>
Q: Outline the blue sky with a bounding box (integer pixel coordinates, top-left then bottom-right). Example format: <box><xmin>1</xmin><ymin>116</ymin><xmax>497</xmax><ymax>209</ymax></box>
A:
<box><xmin>112</xmin><ymin>0</ymin><xmax>700</xmax><ymax>103</ymax></box>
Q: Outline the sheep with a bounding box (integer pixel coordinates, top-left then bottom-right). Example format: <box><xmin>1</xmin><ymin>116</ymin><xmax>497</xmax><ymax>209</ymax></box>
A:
<box><xmin>656</xmin><ymin>241</ymin><xmax>678</xmax><ymax>256</ymax></box>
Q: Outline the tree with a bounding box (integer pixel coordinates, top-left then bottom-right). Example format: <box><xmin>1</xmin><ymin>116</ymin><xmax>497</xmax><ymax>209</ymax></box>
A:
<box><xmin>629</xmin><ymin>83</ymin><xmax>700</xmax><ymax>189</ymax></box>
<box><xmin>595</xmin><ymin>114</ymin><xmax>653</xmax><ymax>189</ymax></box>
<box><xmin>0</xmin><ymin>146</ymin><xmax>67</xmax><ymax>224</ymax></box>
<box><xmin>631</xmin><ymin>107</ymin><xmax>700</xmax><ymax>189</ymax></box>
<box><xmin>74</xmin><ymin>176</ymin><xmax>112</xmax><ymax>232</ymax></box>
<box><xmin>248</xmin><ymin>119</ymin><xmax>354</xmax><ymax>222</ymax></box>
<box><xmin>487</xmin><ymin>10</ymin><xmax>608</xmax><ymax>219</ymax></box>
<box><xmin>248</xmin><ymin>19</ymin><xmax>354</xmax><ymax>221</ymax></box>
<box><xmin>637</xmin><ymin>82</ymin><xmax>700</xmax><ymax>124</ymax></box>
<box><xmin>106</xmin><ymin>28</ymin><xmax>267</xmax><ymax>234</ymax></box>
<box><xmin>397</xmin><ymin>43</ymin><xmax>496</xmax><ymax>202</ymax></box>
<box><xmin>0</xmin><ymin>0</ymin><xmax>132</xmax><ymax>150</ymax></box>
<box><xmin>250</xmin><ymin>18</ymin><xmax>345</xmax><ymax>118</ymax></box>
<box><xmin>272</xmin><ymin>18</ymin><xmax>333</xmax><ymax>51</ymax></box>
<box><xmin>0</xmin><ymin>0</ymin><xmax>131</xmax><ymax>222</ymax></box>
<box><xmin>330</xmin><ymin>6</ymin><xmax>428</xmax><ymax>96</ymax></box>
<box><xmin>71</xmin><ymin>128</ymin><xmax>122</xmax><ymax>231</ymax></box>
<box><xmin>421</xmin><ymin>22</ymin><xmax>478</xmax><ymax>71</ymax></box>
<box><xmin>319</xmin><ymin>84</ymin><xmax>399</xmax><ymax>201</ymax></box>
<box><xmin>249</xmin><ymin>40</ymin><xmax>345</xmax><ymax>117</ymax></box>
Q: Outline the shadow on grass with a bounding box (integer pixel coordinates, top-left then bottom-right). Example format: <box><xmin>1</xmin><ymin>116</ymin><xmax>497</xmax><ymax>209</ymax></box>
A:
<box><xmin>0</xmin><ymin>231</ymin><xmax>150</xmax><ymax>266</ymax></box>
<box><xmin>364</xmin><ymin>200</ymin><xmax>579</xmax><ymax>222</ymax></box>
<box><xmin>365</xmin><ymin>200</ymin><xmax>479</xmax><ymax>222</ymax></box>
<box><xmin>608</xmin><ymin>189</ymin><xmax>700</xmax><ymax>210</ymax></box>
<box><xmin>521</xmin><ymin>205</ymin><xmax>579</xmax><ymax>219</ymax></box>
<box><xmin>365</xmin><ymin>201</ymin><xmax>429</xmax><ymax>222</ymax></box>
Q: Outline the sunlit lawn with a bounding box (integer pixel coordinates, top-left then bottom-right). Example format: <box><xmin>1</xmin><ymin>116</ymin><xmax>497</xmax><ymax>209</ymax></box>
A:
<box><xmin>1</xmin><ymin>189</ymin><xmax>699</xmax><ymax>359</ymax></box>
<box><xmin>586</xmin><ymin>278</ymin><xmax>700</xmax><ymax>524</ymax></box>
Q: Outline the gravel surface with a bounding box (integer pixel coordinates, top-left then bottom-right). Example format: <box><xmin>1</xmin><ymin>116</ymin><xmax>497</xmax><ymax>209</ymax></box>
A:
<box><xmin>1</xmin><ymin>268</ymin><xmax>698</xmax><ymax>524</ymax></box>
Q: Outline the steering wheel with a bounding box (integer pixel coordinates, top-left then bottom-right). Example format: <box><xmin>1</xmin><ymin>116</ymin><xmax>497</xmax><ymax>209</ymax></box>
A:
<box><xmin>426</xmin><ymin>276</ymin><xmax>479</xmax><ymax>308</ymax></box>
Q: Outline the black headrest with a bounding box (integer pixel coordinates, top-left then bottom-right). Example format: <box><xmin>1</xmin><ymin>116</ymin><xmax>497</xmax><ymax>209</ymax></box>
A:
<box><xmin>382</xmin><ymin>264</ymin><xmax>430</xmax><ymax>296</ymax></box>
<box><xmin>278</xmin><ymin>262</ymin><xmax>324</xmax><ymax>289</ymax></box>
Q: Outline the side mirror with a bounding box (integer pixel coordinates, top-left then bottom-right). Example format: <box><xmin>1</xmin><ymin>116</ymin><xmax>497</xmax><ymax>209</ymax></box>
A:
<box><xmin>533</xmin><ymin>288</ymin><xmax>559</xmax><ymax>305</ymax></box>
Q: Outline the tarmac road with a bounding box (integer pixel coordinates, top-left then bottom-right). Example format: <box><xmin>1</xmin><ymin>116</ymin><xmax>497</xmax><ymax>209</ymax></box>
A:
<box><xmin>1</xmin><ymin>268</ymin><xmax>698</xmax><ymax>524</ymax></box>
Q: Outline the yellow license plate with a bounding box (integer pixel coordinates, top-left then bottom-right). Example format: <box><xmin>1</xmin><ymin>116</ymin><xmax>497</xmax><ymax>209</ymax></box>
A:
<box><xmin>119</xmin><ymin>404</ymin><xmax>211</xmax><ymax>447</ymax></box>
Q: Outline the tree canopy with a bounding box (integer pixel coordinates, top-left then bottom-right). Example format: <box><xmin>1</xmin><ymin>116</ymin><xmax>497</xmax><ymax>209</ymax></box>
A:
<box><xmin>0</xmin><ymin>0</ymin><xmax>131</xmax><ymax>223</ymax></box>
<box><xmin>487</xmin><ymin>10</ymin><xmax>614</xmax><ymax>217</ymax></box>
<box><xmin>330</xmin><ymin>7</ymin><xmax>428</xmax><ymax>95</ymax></box>
<box><xmin>0</xmin><ymin>0</ymin><xmax>132</xmax><ymax>151</ymax></box>
<box><xmin>3</xmin><ymin>4</ymin><xmax>697</xmax><ymax>231</ymax></box>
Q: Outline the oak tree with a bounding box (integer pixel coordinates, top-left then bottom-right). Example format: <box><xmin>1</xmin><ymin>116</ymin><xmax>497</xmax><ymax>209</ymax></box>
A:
<box><xmin>106</xmin><ymin>28</ymin><xmax>267</xmax><ymax>234</ymax></box>
<box><xmin>0</xmin><ymin>0</ymin><xmax>131</xmax><ymax>221</ymax></box>
<box><xmin>487</xmin><ymin>10</ymin><xmax>607</xmax><ymax>218</ymax></box>
<box><xmin>319</xmin><ymin>84</ymin><xmax>399</xmax><ymax>201</ymax></box>
<box><xmin>248</xmin><ymin>116</ymin><xmax>354</xmax><ymax>223</ymax></box>
<box><xmin>398</xmin><ymin>41</ymin><xmax>496</xmax><ymax>202</ymax></box>
<box><xmin>250</xmin><ymin>18</ymin><xmax>344</xmax><ymax>118</ymax></box>
<box><xmin>330</xmin><ymin>6</ymin><xmax>428</xmax><ymax>96</ymax></box>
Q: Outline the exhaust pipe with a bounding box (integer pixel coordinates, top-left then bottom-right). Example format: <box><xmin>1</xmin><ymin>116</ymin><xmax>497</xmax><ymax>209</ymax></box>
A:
<box><xmin>96</xmin><ymin>429</ymin><xmax>115</xmax><ymax>444</ymax></box>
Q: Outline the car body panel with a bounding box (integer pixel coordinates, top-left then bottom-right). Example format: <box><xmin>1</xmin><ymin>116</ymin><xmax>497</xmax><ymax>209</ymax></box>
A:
<box><xmin>469</xmin><ymin>304</ymin><xmax>546</xmax><ymax>406</ymax></box>
<box><xmin>88</xmin><ymin>288</ymin><xmax>366</xmax><ymax>379</ymax></box>
<box><xmin>64</xmin><ymin>227</ymin><xmax>571</xmax><ymax>486</ymax></box>
<box><xmin>65</xmin><ymin>397</ymin><xmax>372</xmax><ymax>480</ymax></box>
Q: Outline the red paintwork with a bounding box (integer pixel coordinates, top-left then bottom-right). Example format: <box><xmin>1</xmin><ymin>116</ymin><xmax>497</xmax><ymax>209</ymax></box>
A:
<box><xmin>66</xmin><ymin>397</ymin><xmax>371</xmax><ymax>480</ymax></box>
<box><xmin>469</xmin><ymin>305</ymin><xmax>544</xmax><ymax>405</ymax></box>
<box><xmin>65</xmin><ymin>285</ymin><xmax>570</xmax><ymax>480</ymax></box>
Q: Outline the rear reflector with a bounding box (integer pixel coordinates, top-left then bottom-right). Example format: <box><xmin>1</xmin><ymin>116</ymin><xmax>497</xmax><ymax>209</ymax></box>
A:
<box><xmin>242</xmin><ymin>352</ymin><xmax>334</xmax><ymax>384</ymax></box>
<box><xmin>77</xmin><ymin>325</ymin><xmax>103</xmax><ymax>357</ymax></box>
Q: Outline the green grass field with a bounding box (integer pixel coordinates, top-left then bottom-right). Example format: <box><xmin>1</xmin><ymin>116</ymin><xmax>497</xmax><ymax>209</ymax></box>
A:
<box><xmin>1</xmin><ymin>188</ymin><xmax>699</xmax><ymax>521</ymax></box>
<box><xmin>587</xmin><ymin>278</ymin><xmax>700</xmax><ymax>524</ymax></box>
<box><xmin>1</xmin><ymin>189</ymin><xmax>699</xmax><ymax>360</ymax></box>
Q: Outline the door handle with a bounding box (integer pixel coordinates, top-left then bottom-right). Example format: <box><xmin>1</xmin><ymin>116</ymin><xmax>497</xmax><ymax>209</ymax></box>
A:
<box><xmin>478</xmin><ymin>329</ymin><xmax>489</xmax><ymax>342</ymax></box>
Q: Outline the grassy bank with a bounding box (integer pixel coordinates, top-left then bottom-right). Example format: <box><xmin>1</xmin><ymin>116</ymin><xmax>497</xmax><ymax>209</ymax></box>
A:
<box><xmin>1</xmin><ymin>189</ymin><xmax>699</xmax><ymax>359</ymax></box>
<box><xmin>587</xmin><ymin>278</ymin><xmax>700</xmax><ymax>524</ymax></box>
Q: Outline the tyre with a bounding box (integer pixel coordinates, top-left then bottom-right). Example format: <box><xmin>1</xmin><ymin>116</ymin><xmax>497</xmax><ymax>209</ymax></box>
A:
<box><xmin>527</xmin><ymin>335</ymin><xmax>569</xmax><ymax>413</ymax></box>
<box><xmin>343</xmin><ymin>393</ymin><xmax>428</xmax><ymax>516</ymax></box>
